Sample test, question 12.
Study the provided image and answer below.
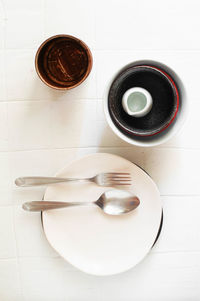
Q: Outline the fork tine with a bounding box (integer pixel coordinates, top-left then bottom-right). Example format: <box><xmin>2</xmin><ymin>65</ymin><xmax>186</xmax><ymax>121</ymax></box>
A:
<box><xmin>106</xmin><ymin>182</ymin><xmax>132</xmax><ymax>185</ymax></box>
<box><xmin>105</xmin><ymin>176</ymin><xmax>132</xmax><ymax>180</ymax></box>
<box><xmin>103</xmin><ymin>172</ymin><xmax>130</xmax><ymax>176</ymax></box>
<box><xmin>104</xmin><ymin>178</ymin><xmax>132</xmax><ymax>182</ymax></box>
<box><xmin>105</xmin><ymin>179</ymin><xmax>132</xmax><ymax>182</ymax></box>
<box><xmin>105</xmin><ymin>174</ymin><xmax>131</xmax><ymax>177</ymax></box>
<box><xmin>105</xmin><ymin>176</ymin><xmax>131</xmax><ymax>180</ymax></box>
<box><xmin>106</xmin><ymin>176</ymin><xmax>131</xmax><ymax>178</ymax></box>
<box><xmin>105</xmin><ymin>182</ymin><xmax>132</xmax><ymax>186</ymax></box>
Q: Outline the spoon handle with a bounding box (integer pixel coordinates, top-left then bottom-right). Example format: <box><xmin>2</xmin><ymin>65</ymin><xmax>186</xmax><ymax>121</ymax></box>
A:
<box><xmin>22</xmin><ymin>201</ymin><xmax>92</xmax><ymax>212</ymax></box>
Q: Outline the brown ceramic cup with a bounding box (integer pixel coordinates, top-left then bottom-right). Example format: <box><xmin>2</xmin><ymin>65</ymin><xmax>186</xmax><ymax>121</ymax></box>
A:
<box><xmin>35</xmin><ymin>34</ymin><xmax>93</xmax><ymax>90</ymax></box>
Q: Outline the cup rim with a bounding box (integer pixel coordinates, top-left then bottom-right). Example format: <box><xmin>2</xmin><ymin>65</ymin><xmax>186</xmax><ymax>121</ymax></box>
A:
<box><xmin>35</xmin><ymin>34</ymin><xmax>93</xmax><ymax>90</ymax></box>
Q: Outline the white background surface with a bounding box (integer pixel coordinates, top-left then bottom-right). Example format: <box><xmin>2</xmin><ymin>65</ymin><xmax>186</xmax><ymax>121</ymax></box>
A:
<box><xmin>0</xmin><ymin>0</ymin><xmax>200</xmax><ymax>300</ymax></box>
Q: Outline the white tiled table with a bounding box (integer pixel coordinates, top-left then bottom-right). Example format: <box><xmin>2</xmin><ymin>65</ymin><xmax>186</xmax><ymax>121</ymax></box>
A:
<box><xmin>0</xmin><ymin>0</ymin><xmax>200</xmax><ymax>300</ymax></box>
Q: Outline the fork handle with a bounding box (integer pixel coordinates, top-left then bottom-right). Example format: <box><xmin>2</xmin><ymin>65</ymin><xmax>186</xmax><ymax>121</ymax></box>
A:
<box><xmin>15</xmin><ymin>176</ymin><xmax>89</xmax><ymax>187</ymax></box>
<box><xmin>22</xmin><ymin>201</ymin><xmax>91</xmax><ymax>212</ymax></box>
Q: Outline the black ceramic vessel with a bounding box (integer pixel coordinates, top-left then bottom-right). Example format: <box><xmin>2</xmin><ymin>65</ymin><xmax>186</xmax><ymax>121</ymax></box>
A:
<box><xmin>108</xmin><ymin>65</ymin><xmax>179</xmax><ymax>136</ymax></box>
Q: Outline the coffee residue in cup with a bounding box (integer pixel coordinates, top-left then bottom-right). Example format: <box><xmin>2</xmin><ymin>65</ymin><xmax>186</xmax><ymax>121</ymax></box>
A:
<box><xmin>42</xmin><ymin>38</ymin><xmax>89</xmax><ymax>87</ymax></box>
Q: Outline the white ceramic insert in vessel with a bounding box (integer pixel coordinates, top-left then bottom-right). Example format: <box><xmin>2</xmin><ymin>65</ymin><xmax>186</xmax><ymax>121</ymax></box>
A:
<box><xmin>122</xmin><ymin>87</ymin><xmax>153</xmax><ymax>117</ymax></box>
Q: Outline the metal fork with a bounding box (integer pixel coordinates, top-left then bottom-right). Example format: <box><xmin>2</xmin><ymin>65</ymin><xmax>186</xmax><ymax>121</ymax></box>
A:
<box><xmin>15</xmin><ymin>173</ymin><xmax>132</xmax><ymax>187</ymax></box>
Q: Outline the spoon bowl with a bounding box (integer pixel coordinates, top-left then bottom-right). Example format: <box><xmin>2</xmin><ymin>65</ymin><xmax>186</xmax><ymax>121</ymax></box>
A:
<box><xmin>96</xmin><ymin>190</ymin><xmax>140</xmax><ymax>215</ymax></box>
<box><xmin>22</xmin><ymin>189</ymin><xmax>140</xmax><ymax>215</ymax></box>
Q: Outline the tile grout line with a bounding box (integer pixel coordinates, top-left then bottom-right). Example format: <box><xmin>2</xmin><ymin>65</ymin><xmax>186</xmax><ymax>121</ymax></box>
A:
<box><xmin>91</xmin><ymin>49</ymin><xmax>200</xmax><ymax>52</ymax></box>
<box><xmin>1</xmin><ymin>0</ymin><xmax>6</xmax><ymax>102</ymax></box>
<box><xmin>151</xmin><ymin>250</ymin><xmax>200</xmax><ymax>255</ymax></box>
<box><xmin>0</xmin><ymin>249</ymin><xmax>200</xmax><ymax>261</ymax></box>
<box><xmin>3</xmin><ymin>48</ymin><xmax>200</xmax><ymax>52</ymax></box>
<box><xmin>1</xmin><ymin>0</ymin><xmax>10</xmax><ymax>155</ymax></box>
<box><xmin>0</xmin><ymin>98</ymin><xmax>199</xmax><ymax>103</ymax></box>
<box><xmin>12</xmin><ymin>206</ymin><xmax>24</xmax><ymax>300</ymax></box>
<box><xmin>1</xmin><ymin>146</ymin><xmax>200</xmax><ymax>153</ymax></box>
<box><xmin>42</xmin><ymin>0</ymin><xmax>45</xmax><ymax>41</ymax></box>
<box><xmin>94</xmin><ymin>1</ymin><xmax>98</xmax><ymax>100</ymax></box>
<box><xmin>161</xmin><ymin>194</ymin><xmax>200</xmax><ymax>197</ymax></box>
<box><xmin>0</xmin><ymin>2</ymin><xmax>23</xmax><ymax>299</ymax></box>
<box><xmin>0</xmin><ymin>98</ymin><xmax>102</xmax><ymax>102</ymax></box>
<box><xmin>1</xmin><ymin>0</ymin><xmax>9</xmax><ymax>155</ymax></box>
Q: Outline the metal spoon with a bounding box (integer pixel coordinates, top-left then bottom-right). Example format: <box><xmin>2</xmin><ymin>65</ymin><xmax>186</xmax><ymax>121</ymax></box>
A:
<box><xmin>22</xmin><ymin>190</ymin><xmax>140</xmax><ymax>215</ymax></box>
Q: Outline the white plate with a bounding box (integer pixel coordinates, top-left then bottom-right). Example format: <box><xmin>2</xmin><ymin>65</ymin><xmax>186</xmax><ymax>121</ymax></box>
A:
<box><xmin>42</xmin><ymin>153</ymin><xmax>162</xmax><ymax>276</ymax></box>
